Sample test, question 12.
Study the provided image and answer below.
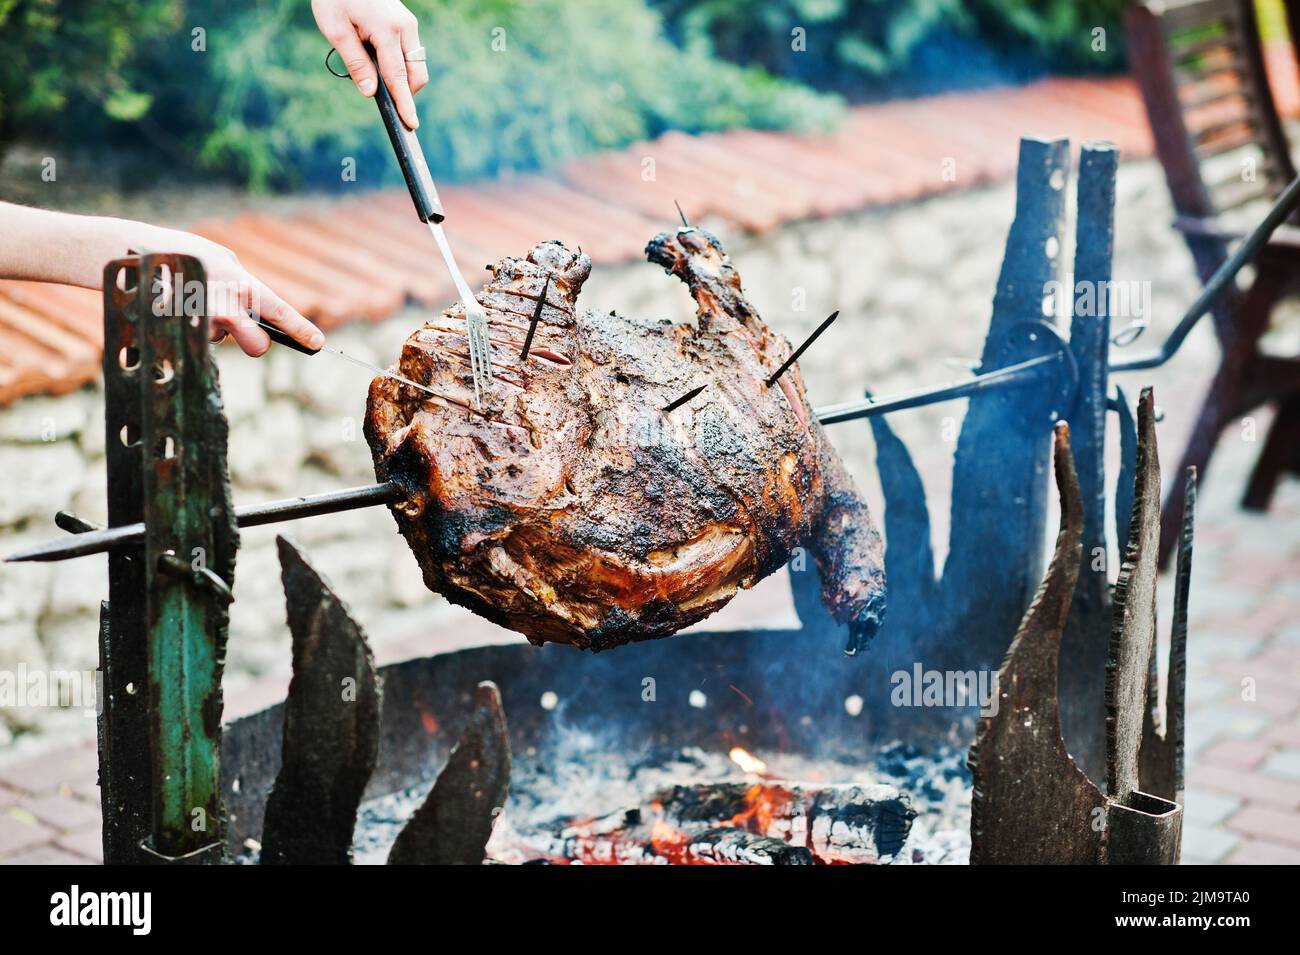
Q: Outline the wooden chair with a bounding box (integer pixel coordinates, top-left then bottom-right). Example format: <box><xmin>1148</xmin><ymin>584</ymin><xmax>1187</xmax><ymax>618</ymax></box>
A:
<box><xmin>1126</xmin><ymin>0</ymin><xmax>1300</xmax><ymax>566</ymax></box>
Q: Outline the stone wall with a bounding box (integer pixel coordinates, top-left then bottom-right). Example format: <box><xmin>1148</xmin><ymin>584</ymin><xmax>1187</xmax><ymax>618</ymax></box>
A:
<box><xmin>0</xmin><ymin>159</ymin><xmax>1222</xmax><ymax>747</ymax></box>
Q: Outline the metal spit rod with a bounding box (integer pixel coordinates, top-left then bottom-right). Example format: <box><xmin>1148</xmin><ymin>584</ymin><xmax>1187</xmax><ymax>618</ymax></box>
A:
<box><xmin>1110</xmin><ymin>172</ymin><xmax>1300</xmax><ymax>372</ymax></box>
<box><xmin>10</xmin><ymin>483</ymin><xmax>403</xmax><ymax>562</ymax></box>
<box><xmin>8</xmin><ymin>357</ymin><xmax>1056</xmax><ymax>564</ymax></box>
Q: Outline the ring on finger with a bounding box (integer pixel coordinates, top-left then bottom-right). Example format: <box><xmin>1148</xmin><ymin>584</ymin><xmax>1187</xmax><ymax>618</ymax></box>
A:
<box><xmin>404</xmin><ymin>46</ymin><xmax>427</xmax><ymax>62</ymax></box>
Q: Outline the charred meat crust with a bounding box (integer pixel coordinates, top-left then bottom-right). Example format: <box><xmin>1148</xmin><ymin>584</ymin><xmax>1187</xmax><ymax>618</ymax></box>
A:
<box><xmin>365</xmin><ymin>230</ymin><xmax>885</xmax><ymax>650</ymax></box>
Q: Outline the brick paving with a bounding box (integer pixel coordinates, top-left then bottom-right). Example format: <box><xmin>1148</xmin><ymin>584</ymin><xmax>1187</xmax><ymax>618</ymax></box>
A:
<box><xmin>1</xmin><ymin>57</ymin><xmax>1298</xmax><ymax>863</ymax></box>
<box><xmin>1171</xmin><ymin>431</ymin><xmax>1300</xmax><ymax>862</ymax></box>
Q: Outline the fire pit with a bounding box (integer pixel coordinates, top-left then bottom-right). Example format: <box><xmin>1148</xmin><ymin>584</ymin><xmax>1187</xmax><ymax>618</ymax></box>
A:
<box><xmin>222</xmin><ymin>611</ymin><xmax>971</xmax><ymax>866</ymax></box>
<box><xmin>12</xmin><ymin>133</ymin><xmax>1287</xmax><ymax>865</ymax></box>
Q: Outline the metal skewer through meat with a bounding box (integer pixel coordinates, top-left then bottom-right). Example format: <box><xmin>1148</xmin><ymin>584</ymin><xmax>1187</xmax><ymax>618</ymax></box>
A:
<box><xmin>365</xmin><ymin>226</ymin><xmax>886</xmax><ymax>652</ymax></box>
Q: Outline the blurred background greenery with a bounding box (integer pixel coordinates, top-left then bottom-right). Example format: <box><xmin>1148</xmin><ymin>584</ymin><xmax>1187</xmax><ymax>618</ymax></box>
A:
<box><xmin>0</xmin><ymin>0</ymin><xmax>1286</xmax><ymax>191</ymax></box>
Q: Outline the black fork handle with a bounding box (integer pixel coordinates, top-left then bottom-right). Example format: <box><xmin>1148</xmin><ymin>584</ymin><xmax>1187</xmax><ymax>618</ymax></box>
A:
<box><xmin>255</xmin><ymin>319</ymin><xmax>320</xmax><ymax>356</ymax></box>
<box><xmin>365</xmin><ymin>42</ymin><xmax>444</xmax><ymax>223</ymax></box>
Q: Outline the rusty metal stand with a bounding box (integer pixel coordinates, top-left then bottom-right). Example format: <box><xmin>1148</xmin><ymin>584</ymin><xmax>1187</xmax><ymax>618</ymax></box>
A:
<box><xmin>1059</xmin><ymin>142</ymin><xmax>1120</xmax><ymax>781</ymax></box>
<box><xmin>97</xmin><ymin>254</ymin><xmax>236</xmax><ymax>864</ymax></box>
<box><xmin>970</xmin><ymin>393</ymin><xmax>1191</xmax><ymax>864</ymax></box>
<box><xmin>943</xmin><ymin>138</ymin><xmax>1070</xmax><ymax>670</ymax></box>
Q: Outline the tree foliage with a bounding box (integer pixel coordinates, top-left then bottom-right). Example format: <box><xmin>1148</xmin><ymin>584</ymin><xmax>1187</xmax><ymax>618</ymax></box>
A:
<box><xmin>651</xmin><ymin>0</ymin><xmax>1130</xmax><ymax>98</ymax></box>
<box><xmin>1</xmin><ymin>0</ymin><xmax>842</xmax><ymax>189</ymax></box>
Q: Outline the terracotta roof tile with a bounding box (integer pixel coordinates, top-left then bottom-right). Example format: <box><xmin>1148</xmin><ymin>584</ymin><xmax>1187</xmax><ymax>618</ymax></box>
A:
<box><xmin>722</xmin><ymin>131</ymin><xmax>893</xmax><ymax>212</ymax></box>
<box><xmin>0</xmin><ymin>282</ymin><xmax>103</xmax><ymax>346</ymax></box>
<box><xmin>195</xmin><ymin>220</ymin><xmax>392</xmax><ymax>326</ymax></box>
<box><xmin>479</xmin><ymin>179</ymin><xmax>661</xmax><ymax>261</ymax></box>
<box><xmin>237</xmin><ymin>212</ymin><xmax>448</xmax><ymax>310</ymax></box>
<box><xmin>3</xmin><ymin>61</ymin><xmax>1295</xmax><ymax>405</ymax></box>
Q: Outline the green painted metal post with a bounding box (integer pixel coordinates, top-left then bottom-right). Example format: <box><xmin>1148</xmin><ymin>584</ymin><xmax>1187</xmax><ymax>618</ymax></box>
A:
<box><xmin>135</xmin><ymin>254</ymin><xmax>238</xmax><ymax>862</ymax></box>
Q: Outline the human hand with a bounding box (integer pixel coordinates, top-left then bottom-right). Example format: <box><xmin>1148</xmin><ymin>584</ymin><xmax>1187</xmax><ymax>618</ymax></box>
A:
<box><xmin>147</xmin><ymin>227</ymin><xmax>324</xmax><ymax>358</ymax></box>
<box><xmin>312</xmin><ymin>0</ymin><xmax>429</xmax><ymax>129</ymax></box>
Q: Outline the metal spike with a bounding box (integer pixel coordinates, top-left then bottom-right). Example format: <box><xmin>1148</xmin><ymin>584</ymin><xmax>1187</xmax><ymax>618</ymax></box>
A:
<box><xmin>261</xmin><ymin>536</ymin><xmax>380</xmax><ymax>865</ymax></box>
<box><xmin>388</xmin><ymin>681</ymin><xmax>511</xmax><ymax>865</ymax></box>
<box><xmin>1106</xmin><ymin>388</ymin><xmax>1161</xmax><ymax>803</ymax></box>
<box><xmin>520</xmin><ymin>277</ymin><xmax>550</xmax><ymax>361</ymax></box>
<box><xmin>1141</xmin><ymin>466</ymin><xmax>1195</xmax><ymax>804</ymax></box>
<box><xmin>663</xmin><ymin>384</ymin><xmax>707</xmax><ymax>413</ymax></box>
<box><xmin>1168</xmin><ymin>466</ymin><xmax>1195</xmax><ymax>802</ymax></box>
<box><xmin>969</xmin><ymin>423</ymin><xmax>1107</xmax><ymax>864</ymax></box>
<box><xmin>766</xmin><ymin>311</ymin><xmax>839</xmax><ymax>388</ymax></box>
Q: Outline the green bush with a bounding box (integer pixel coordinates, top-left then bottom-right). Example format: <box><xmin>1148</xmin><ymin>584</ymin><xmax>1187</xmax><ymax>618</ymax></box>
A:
<box><xmin>1</xmin><ymin>0</ymin><xmax>842</xmax><ymax>190</ymax></box>
<box><xmin>650</xmin><ymin>0</ymin><xmax>1129</xmax><ymax>98</ymax></box>
<box><xmin>0</xmin><ymin>0</ymin><xmax>180</xmax><ymax>141</ymax></box>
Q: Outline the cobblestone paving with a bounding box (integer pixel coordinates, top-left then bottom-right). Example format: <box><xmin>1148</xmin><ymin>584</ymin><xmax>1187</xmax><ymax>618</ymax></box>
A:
<box><xmin>1</xmin><ymin>156</ymin><xmax>1296</xmax><ymax>864</ymax></box>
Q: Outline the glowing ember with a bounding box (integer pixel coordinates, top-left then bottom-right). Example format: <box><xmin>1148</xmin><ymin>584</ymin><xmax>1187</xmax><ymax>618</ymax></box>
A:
<box><xmin>729</xmin><ymin>747</ymin><xmax>768</xmax><ymax>775</ymax></box>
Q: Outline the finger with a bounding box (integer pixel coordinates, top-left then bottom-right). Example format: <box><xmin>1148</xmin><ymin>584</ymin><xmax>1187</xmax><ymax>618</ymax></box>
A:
<box><xmin>374</xmin><ymin>29</ymin><xmax>418</xmax><ymax>129</ymax></box>
<box><xmin>212</xmin><ymin>314</ymin><xmax>271</xmax><ymax>358</ymax></box>
<box><xmin>247</xmin><ymin>279</ymin><xmax>324</xmax><ymax>351</ymax></box>
<box><xmin>400</xmin><ymin>17</ymin><xmax>428</xmax><ymax>94</ymax></box>
<box><xmin>327</xmin><ymin>22</ymin><xmax>378</xmax><ymax>97</ymax></box>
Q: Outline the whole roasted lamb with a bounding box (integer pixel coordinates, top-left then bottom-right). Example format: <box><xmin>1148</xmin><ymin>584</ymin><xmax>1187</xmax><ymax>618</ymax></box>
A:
<box><xmin>365</xmin><ymin>226</ymin><xmax>885</xmax><ymax>652</ymax></box>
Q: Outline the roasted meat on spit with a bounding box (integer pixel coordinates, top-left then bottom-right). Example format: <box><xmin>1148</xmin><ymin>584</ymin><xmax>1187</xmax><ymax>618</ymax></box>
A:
<box><xmin>365</xmin><ymin>227</ymin><xmax>885</xmax><ymax>651</ymax></box>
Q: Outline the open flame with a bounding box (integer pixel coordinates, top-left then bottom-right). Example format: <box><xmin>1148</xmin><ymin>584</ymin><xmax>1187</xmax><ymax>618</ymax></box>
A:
<box><xmin>728</xmin><ymin>746</ymin><xmax>768</xmax><ymax>775</ymax></box>
<box><xmin>725</xmin><ymin>783</ymin><xmax>781</xmax><ymax>834</ymax></box>
<box><xmin>650</xmin><ymin>806</ymin><xmax>690</xmax><ymax>865</ymax></box>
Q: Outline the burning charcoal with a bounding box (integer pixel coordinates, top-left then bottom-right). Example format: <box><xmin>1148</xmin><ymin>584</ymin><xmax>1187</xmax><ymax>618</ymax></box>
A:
<box><xmin>651</xmin><ymin>782</ymin><xmax>916</xmax><ymax>864</ymax></box>
<box><xmin>684</xmin><ymin>828</ymin><xmax>813</xmax><ymax>866</ymax></box>
<box><xmin>365</xmin><ymin>229</ymin><xmax>885</xmax><ymax>652</ymax></box>
<box><xmin>531</xmin><ymin>779</ymin><xmax>914</xmax><ymax>865</ymax></box>
<box><xmin>541</xmin><ymin>808</ymin><xmax>657</xmax><ymax>865</ymax></box>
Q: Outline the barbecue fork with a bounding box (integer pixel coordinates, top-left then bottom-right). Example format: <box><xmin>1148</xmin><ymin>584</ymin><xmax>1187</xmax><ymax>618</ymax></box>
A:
<box><xmin>325</xmin><ymin>43</ymin><xmax>492</xmax><ymax>407</ymax></box>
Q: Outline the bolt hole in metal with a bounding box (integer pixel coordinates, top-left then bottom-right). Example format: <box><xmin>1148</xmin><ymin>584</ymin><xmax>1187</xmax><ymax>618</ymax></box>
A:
<box><xmin>116</xmin><ymin>266</ymin><xmax>139</xmax><ymax>297</ymax></box>
<box><xmin>153</xmin><ymin>359</ymin><xmax>175</xmax><ymax>385</ymax></box>
<box><xmin>155</xmin><ymin>435</ymin><xmax>177</xmax><ymax>460</ymax></box>
<box><xmin>119</xmin><ymin>423</ymin><xmax>141</xmax><ymax>448</ymax></box>
<box><xmin>119</xmin><ymin>346</ymin><xmax>141</xmax><ymax>371</ymax></box>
